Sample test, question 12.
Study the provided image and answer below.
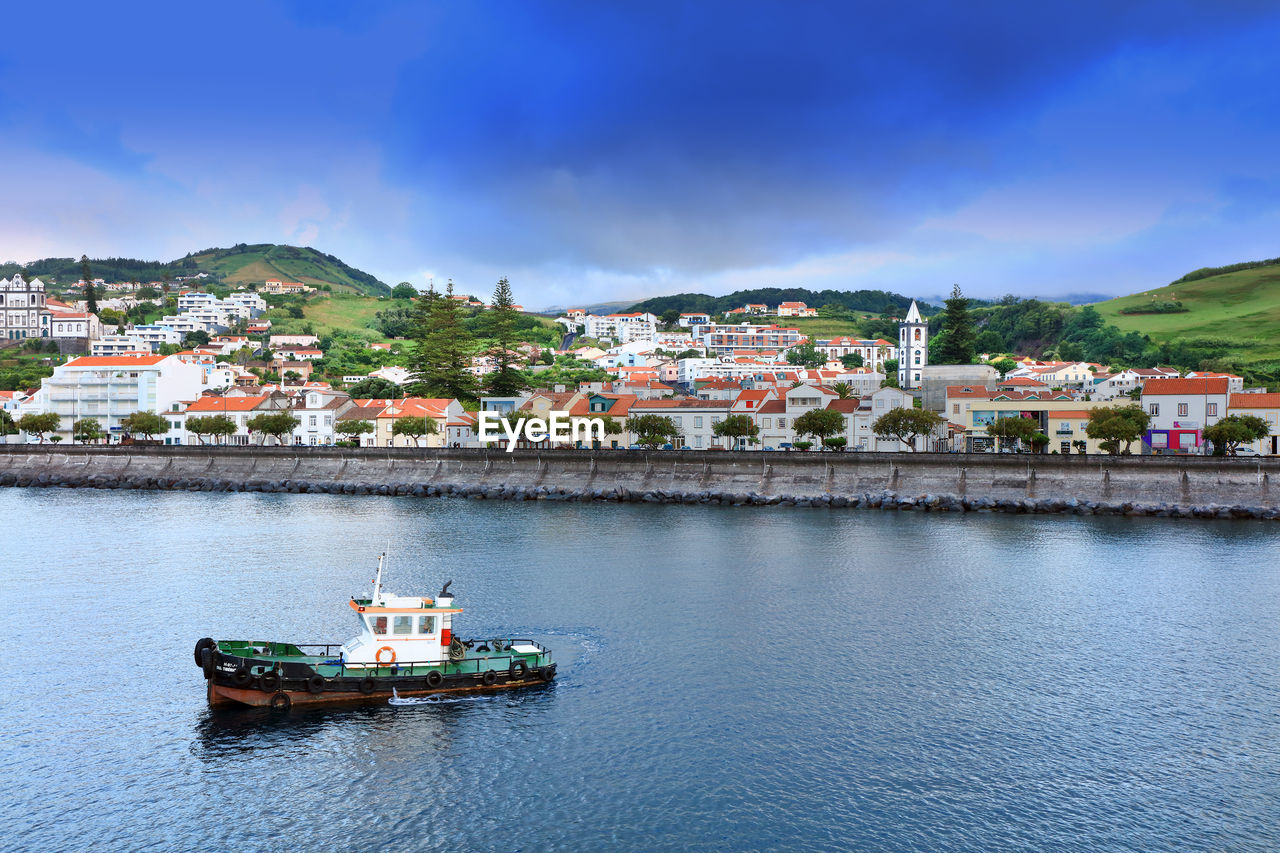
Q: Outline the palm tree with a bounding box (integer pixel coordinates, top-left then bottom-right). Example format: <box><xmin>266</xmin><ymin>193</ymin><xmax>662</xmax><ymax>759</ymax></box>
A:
<box><xmin>830</xmin><ymin>381</ymin><xmax>854</xmax><ymax>399</ymax></box>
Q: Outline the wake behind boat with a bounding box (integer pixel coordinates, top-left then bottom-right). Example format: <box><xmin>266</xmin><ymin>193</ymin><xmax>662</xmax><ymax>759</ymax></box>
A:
<box><xmin>194</xmin><ymin>554</ymin><xmax>556</xmax><ymax>710</ymax></box>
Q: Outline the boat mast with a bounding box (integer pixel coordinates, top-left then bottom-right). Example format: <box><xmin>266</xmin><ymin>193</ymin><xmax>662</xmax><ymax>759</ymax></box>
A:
<box><xmin>372</xmin><ymin>551</ymin><xmax>386</xmax><ymax>606</ymax></box>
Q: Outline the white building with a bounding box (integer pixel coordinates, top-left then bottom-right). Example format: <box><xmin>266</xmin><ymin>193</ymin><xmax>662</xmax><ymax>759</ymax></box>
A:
<box><xmin>1141</xmin><ymin>377</ymin><xmax>1230</xmax><ymax>454</ymax></box>
<box><xmin>816</xmin><ymin>337</ymin><xmax>897</xmax><ymax>371</ymax></box>
<box><xmin>898</xmin><ymin>300</ymin><xmax>928</xmax><ymax>389</ymax></box>
<box><xmin>0</xmin><ymin>275</ymin><xmax>51</xmax><ymax>340</ymax></box>
<box><xmin>50</xmin><ymin>312</ymin><xmax>104</xmax><ymax>341</ymax></box>
<box><xmin>581</xmin><ymin>312</ymin><xmax>659</xmax><ymax>344</ymax></box>
<box><xmin>91</xmin><ymin>335</ymin><xmax>154</xmax><ymax>357</ymax></box>
<box><xmin>29</xmin><ymin>353</ymin><xmax>211</xmax><ymax>441</ymax></box>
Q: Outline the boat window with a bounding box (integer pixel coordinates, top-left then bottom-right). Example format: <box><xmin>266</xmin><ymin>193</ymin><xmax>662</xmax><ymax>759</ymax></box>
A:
<box><xmin>393</xmin><ymin>616</ymin><xmax>413</xmax><ymax>635</ymax></box>
<box><xmin>369</xmin><ymin>616</ymin><xmax>387</xmax><ymax>635</ymax></box>
<box><xmin>418</xmin><ymin>615</ymin><xmax>436</xmax><ymax>634</ymax></box>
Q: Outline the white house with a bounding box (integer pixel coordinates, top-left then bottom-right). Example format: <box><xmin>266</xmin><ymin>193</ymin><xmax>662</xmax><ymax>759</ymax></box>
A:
<box><xmin>1227</xmin><ymin>393</ymin><xmax>1280</xmax><ymax>455</ymax></box>
<box><xmin>1141</xmin><ymin>377</ymin><xmax>1230</xmax><ymax>454</ymax></box>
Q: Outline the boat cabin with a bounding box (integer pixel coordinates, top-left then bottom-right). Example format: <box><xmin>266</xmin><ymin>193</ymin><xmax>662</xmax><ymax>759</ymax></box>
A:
<box><xmin>339</xmin><ymin>561</ymin><xmax>462</xmax><ymax>666</ymax></box>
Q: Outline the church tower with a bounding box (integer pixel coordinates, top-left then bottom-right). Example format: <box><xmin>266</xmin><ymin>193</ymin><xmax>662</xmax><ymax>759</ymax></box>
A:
<box><xmin>898</xmin><ymin>300</ymin><xmax>927</xmax><ymax>389</ymax></box>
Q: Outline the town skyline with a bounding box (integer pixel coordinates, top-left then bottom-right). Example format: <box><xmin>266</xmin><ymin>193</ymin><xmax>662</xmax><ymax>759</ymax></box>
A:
<box><xmin>3</xmin><ymin>2</ymin><xmax>1279</xmax><ymax>308</ymax></box>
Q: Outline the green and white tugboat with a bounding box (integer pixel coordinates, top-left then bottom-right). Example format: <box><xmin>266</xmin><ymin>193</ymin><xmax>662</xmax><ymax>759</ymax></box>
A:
<box><xmin>195</xmin><ymin>554</ymin><xmax>557</xmax><ymax>710</ymax></box>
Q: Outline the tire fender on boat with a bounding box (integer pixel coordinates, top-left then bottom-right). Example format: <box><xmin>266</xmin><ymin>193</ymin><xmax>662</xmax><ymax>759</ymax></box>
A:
<box><xmin>194</xmin><ymin>637</ymin><xmax>216</xmax><ymax>668</ymax></box>
<box><xmin>509</xmin><ymin>660</ymin><xmax>527</xmax><ymax>680</ymax></box>
<box><xmin>232</xmin><ymin>667</ymin><xmax>252</xmax><ymax>687</ymax></box>
<box><xmin>375</xmin><ymin>646</ymin><xmax>397</xmax><ymax>666</ymax></box>
<box><xmin>270</xmin><ymin>692</ymin><xmax>292</xmax><ymax>712</ymax></box>
<box><xmin>426</xmin><ymin>670</ymin><xmax>443</xmax><ymax>688</ymax></box>
<box><xmin>201</xmin><ymin>647</ymin><xmax>216</xmax><ymax>680</ymax></box>
<box><xmin>540</xmin><ymin>666</ymin><xmax>555</xmax><ymax>682</ymax></box>
<box><xmin>359</xmin><ymin>676</ymin><xmax>376</xmax><ymax>694</ymax></box>
<box><xmin>260</xmin><ymin>670</ymin><xmax>280</xmax><ymax>691</ymax></box>
<box><xmin>481</xmin><ymin>670</ymin><xmax>497</xmax><ymax>686</ymax></box>
<box><xmin>306</xmin><ymin>674</ymin><xmax>325</xmax><ymax>694</ymax></box>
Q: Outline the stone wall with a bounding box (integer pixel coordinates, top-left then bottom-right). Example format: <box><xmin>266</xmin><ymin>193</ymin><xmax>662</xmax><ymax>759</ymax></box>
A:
<box><xmin>2</xmin><ymin>445</ymin><xmax>1279</xmax><ymax>519</ymax></box>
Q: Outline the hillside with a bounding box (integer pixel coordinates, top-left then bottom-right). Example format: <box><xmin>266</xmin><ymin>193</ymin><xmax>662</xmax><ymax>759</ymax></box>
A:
<box><xmin>1093</xmin><ymin>262</ymin><xmax>1280</xmax><ymax>363</ymax></box>
<box><xmin>627</xmin><ymin>287</ymin><xmax>932</xmax><ymax>318</ymax></box>
<box><xmin>0</xmin><ymin>243</ymin><xmax>390</xmax><ymax>296</ymax></box>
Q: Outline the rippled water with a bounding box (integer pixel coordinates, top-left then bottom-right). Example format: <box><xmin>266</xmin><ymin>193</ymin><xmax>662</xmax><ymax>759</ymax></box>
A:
<box><xmin>3</xmin><ymin>489</ymin><xmax>1280</xmax><ymax>851</ymax></box>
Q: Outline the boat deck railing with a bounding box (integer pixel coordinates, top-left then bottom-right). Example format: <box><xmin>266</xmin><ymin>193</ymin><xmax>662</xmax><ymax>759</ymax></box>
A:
<box><xmin>221</xmin><ymin>638</ymin><xmax>552</xmax><ymax>677</ymax></box>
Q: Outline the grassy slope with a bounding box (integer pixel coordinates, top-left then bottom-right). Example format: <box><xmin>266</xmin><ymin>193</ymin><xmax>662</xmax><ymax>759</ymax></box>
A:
<box><xmin>187</xmin><ymin>245</ymin><xmax>387</xmax><ymax>295</ymax></box>
<box><xmin>1093</xmin><ymin>266</ymin><xmax>1280</xmax><ymax>361</ymax></box>
<box><xmin>285</xmin><ymin>294</ymin><xmax>563</xmax><ymax>340</ymax></box>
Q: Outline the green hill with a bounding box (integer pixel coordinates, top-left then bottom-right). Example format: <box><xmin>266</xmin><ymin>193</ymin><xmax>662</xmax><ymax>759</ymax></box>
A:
<box><xmin>628</xmin><ymin>287</ymin><xmax>933</xmax><ymax>318</ymax></box>
<box><xmin>1093</xmin><ymin>260</ymin><xmax>1280</xmax><ymax>363</ymax></box>
<box><xmin>0</xmin><ymin>243</ymin><xmax>390</xmax><ymax>296</ymax></box>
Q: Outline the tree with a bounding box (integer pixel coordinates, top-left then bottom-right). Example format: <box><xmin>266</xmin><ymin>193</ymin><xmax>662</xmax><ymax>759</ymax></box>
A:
<box><xmin>934</xmin><ymin>284</ymin><xmax>975</xmax><ymax>364</ymax></box>
<box><xmin>585</xmin><ymin>415</ymin><xmax>624</xmax><ymax>447</ymax></box>
<box><xmin>792</xmin><ymin>408</ymin><xmax>846</xmax><ymax>449</ymax></box>
<box><xmin>73</xmin><ymin>418</ymin><xmax>104</xmax><ymax>444</ymax></box>
<box><xmin>186</xmin><ymin>415</ymin><xmax>237</xmax><ymax>445</ymax></box>
<box><xmin>660</xmin><ymin>309</ymin><xmax>681</xmax><ymax>329</ymax></box>
<box><xmin>391</xmin><ymin>282</ymin><xmax>418</xmax><ymax>300</ymax></box>
<box><xmin>392</xmin><ymin>416</ymin><xmax>439</xmax><ymax>447</ymax></box>
<box><xmin>80</xmin><ymin>255</ymin><xmax>98</xmax><ymax>315</ymax></box>
<box><xmin>1085</xmin><ymin>405</ymin><xmax>1150</xmax><ymax>455</ymax></box>
<box><xmin>881</xmin><ymin>359</ymin><xmax>900</xmax><ymax>388</ymax></box>
<box><xmin>120</xmin><ymin>411</ymin><xmax>169</xmax><ymax>441</ymax></box>
<box><xmin>404</xmin><ymin>280</ymin><xmax>480</xmax><ymax>403</ymax></box>
<box><xmin>786</xmin><ymin>342</ymin><xmax>825</xmax><ymax>368</ymax></box>
<box><xmin>711</xmin><ymin>414</ymin><xmax>759</xmax><ymax>449</ymax></box>
<box><xmin>18</xmin><ymin>412</ymin><xmax>61</xmax><ymax>443</ymax></box>
<box><xmin>823</xmin><ymin>436</ymin><xmax>848</xmax><ymax>451</ymax></box>
<box><xmin>630</xmin><ymin>414</ymin><xmax>680</xmax><ymax>449</ymax></box>
<box><xmin>247</xmin><ymin>411</ymin><xmax>301</xmax><ymax>445</ymax></box>
<box><xmin>0</xmin><ymin>410</ymin><xmax>17</xmax><ymax>437</ymax></box>
<box><xmin>335</xmin><ymin>420</ymin><xmax>375</xmax><ymax>444</ymax></box>
<box><xmin>990</xmin><ymin>357</ymin><xmax>1017</xmax><ymax>376</ymax></box>
<box><xmin>1203</xmin><ymin>414</ymin><xmax>1269</xmax><ymax>456</ymax></box>
<box><xmin>184</xmin><ymin>329</ymin><xmax>210</xmax><ymax>347</ymax></box>
<box><xmin>872</xmin><ymin>407</ymin><xmax>944</xmax><ymax>451</ymax></box>
<box><xmin>1072</xmin><ymin>439</ymin><xmax>1088</xmax><ymax>454</ymax></box>
<box><xmin>346</xmin><ymin>376</ymin><xmax>404</xmax><ymax>399</ymax></box>
<box><xmin>484</xmin><ymin>277</ymin><xmax>527</xmax><ymax>397</ymax></box>
<box><xmin>829</xmin><ymin>381</ymin><xmax>855</xmax><ymax>399</ymax></box>
<box><xmin>840</xmin><ymin>353</ymin><xmax>864</xmax><ymax>369</ymax></box>
<box><xmin>985</xmin><ymin>415</ymin><xmax>1039</xmax><ymax>451</ymax></box>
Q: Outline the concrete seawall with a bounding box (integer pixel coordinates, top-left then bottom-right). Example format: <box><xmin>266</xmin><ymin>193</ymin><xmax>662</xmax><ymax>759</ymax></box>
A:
<box><xmin>3</xmin><ymin>445</ymin><xmax>1279</xmax><ymax>519</ymax></box>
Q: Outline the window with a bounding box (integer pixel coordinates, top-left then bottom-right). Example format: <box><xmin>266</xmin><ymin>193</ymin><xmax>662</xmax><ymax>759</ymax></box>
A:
<box><xmin>952</xmin><ymin>404</ymin><xmax>959</xmax><ymax>414</ymax></box>
<box><xmin>694</xmin><ymin>416</ymin><xmax>703</xmax><ymax>428</ymax></box>
<box><xmin>1207</xmin><ymin>403</ymin><xmax>1218</xmax><ymax>417</ymax></box>
<box><xmin>1178</xmin><ymin>403</ymin><xmax>1188</xmax><ymax>417</ymax></box>
<box><xmin>418</xmin><ymin>615</ymin><xmax>436</xmax><ymax>634</ymax></box>
<box><xmin>1149</xmin><ymin>403</ymin><xmax>1159</xmax><ymax>416</ymax></box>
<box><xmin>393</xmin><ymin>616</ymin><xmax>413</xmax><ymax>635</ymax></box>
<box><xmin>778</xmin><ymin>418</ymin><xmax>787</xmax><ymax>428</ymax></box>
<box><xmin>762</xmin><ymin>418</ymin><xmax>772</xmax><ymax>428</ymax></box>
<box><xmin>369</xmin><ymin>616</ymin><xmax>388</xmax><ymax>635</ymax></box>
<box><xmin>309</xmin><ymin>415</ymin><xmax>317</xmax><ymax>426</ymax></box>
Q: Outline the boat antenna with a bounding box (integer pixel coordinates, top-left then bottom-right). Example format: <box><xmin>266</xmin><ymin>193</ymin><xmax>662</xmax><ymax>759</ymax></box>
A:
<box><xmin>372</xmin><ymin>551</ymin><xmax>386</xmax><ymax>606</ymax></box>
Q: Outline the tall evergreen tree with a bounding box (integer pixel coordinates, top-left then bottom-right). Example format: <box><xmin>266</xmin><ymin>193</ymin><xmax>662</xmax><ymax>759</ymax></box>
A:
<box><xmin>405</xmin><ymin>280</ymin><xmax>480</xmax><ymax>403</ymax></box>
<box><xmin>935</xmin><ymin>284</ymin><xmax>975</xmax><ymax>364</ymax></box>
<box><xmin>484</xmin><ymin>277</ymin><xmax>527</xmax><ymax>397</ymax></box>
<box><xmin>80</xmin><ymin>255</ymin><xmax>98</xmax><ymax>315</ymax></box>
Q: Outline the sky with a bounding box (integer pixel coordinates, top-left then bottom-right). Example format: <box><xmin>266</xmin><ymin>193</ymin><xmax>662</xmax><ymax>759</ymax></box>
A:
<box><xmin>2</xmin><ymin>1</ymin><xmax>1279</xmax><ymax>309</ymax></box>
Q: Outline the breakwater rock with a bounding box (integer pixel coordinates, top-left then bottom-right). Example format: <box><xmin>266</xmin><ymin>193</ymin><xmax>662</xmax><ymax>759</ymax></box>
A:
<box><xmin>2</xmin><ymin>445</ymin><xmax>1279</xmax><ymax>520</ymax></box>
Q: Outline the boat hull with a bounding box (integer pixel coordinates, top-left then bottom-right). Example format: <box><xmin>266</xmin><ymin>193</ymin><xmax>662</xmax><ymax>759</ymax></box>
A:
<box><xmin>207</xmin><ymin>672</ymin><xmax>554</xmax><ymax>708</ymax></box>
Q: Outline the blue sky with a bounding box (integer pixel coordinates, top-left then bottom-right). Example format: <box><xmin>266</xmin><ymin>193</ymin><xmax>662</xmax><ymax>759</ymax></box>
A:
<box><xmin>2</xmin><ymin>1</ymin><xmax>1278</xmax><ymax>308</ymax></box>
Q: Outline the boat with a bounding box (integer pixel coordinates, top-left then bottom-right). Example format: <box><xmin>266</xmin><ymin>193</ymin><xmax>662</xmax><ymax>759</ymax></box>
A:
<box><xmin>194</xmin><ymin>554</ymin><xmax>557</xmax><ymax>710</ymax></box>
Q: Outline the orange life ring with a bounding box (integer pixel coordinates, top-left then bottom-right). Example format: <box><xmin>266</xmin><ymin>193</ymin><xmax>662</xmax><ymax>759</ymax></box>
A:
<box><xmin>375</xmin><ymin>646</ymin><xmax>397</xmax><ymax>665</ymax></box>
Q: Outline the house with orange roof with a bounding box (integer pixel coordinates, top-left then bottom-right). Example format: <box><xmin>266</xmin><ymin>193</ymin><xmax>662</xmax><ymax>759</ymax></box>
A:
<box><xmin>626</xmin><ymin>398</ymin><xmax>733</xmax><ymax>449</ymax></box>
<box><xmin>776</xmin><ymin>301</ymin><xmax>817</xmax><ymax>317</ymax></box>
<box><xmin>1227</xmin><ymin>393</ymin><xmax>1280</xmax><ymax>455</ymax></box>
<box><xmin>1141</xmin><ymin>377</ymin><xmax>1231</xmax><ymax>454</ymax></box>
<box><xmin>943</xmin><ymin>385</ymin><xmax>1122</xmax><ymax>452</ymax></box>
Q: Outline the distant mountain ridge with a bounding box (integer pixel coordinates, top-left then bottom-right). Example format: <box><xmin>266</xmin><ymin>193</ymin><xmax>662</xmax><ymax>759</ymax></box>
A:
<box><xmin>0</xmin><ymin>243</ymin><xmax>390</xmax><ymax>296</ymax></box>
<box><xmin>626</xmin><ymin>287</ymin><xmax>928</xmax><ymax>317</ymax></box>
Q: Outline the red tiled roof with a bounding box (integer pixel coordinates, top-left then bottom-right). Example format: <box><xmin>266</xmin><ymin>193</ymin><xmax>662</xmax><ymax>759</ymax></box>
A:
<box><xmin>1230</xmin><ymin>393</ymin><xmax>1280</xmax><ymax>409</ymax></box>
<box><xmin>1143</xmin><ymin>378</ymin><xmax>1229</xmax><ymax>396</ymax></box>
<box><xmin>65</xmin><ymin>355</ymin><xmax>167</xmax><ymax>367</ymax></box>
<box><xmin>185</xmin><ymin>395</ymin><xmax>270</xmax><ymax>412</ymax></box>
